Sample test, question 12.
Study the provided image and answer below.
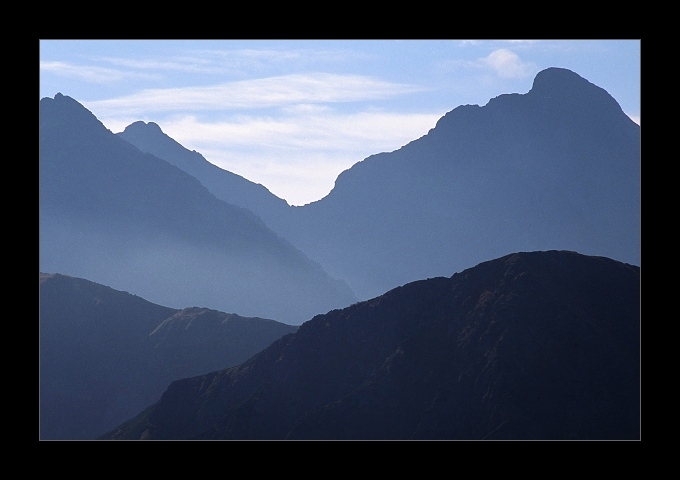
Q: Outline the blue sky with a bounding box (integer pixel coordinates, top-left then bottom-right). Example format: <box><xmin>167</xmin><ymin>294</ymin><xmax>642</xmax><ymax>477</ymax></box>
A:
<box><xmin>39</xmin><ymin>39</ymin><xmax>640</xmax><ymax>206</ymax></box>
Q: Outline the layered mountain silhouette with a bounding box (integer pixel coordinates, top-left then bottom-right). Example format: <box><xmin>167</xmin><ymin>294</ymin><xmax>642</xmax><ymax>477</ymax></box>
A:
<box><xmin>120</xmin><ymin>68</ymin><xmax>640</xmax><ymax>301</ymax></box>
<box><xmin>100</xmin><ymin>250</ymin><xmax>640</xmax><ymax>440</ymax></box>
<box><xmin>40</xmin><ymin>67</ymin><xmax>641</xmax><ymax>440</ymax></box>
<box><xmin>39</xmin><ymin>272</ymin><xmax>298</xmax><ymax>440</ymax></box>
<box><xmin>278</xmin><ymin>67</ymin><xmax>641</xmax><ymax>299</ymax></box>
<box><xmin>39</xmin><ymin>93</ymin><xmax>356</xmax><ymax>325</ymax></box>
<box><xmin>117</xmin><ymin>121</ymin><xmax>291</xmax><ymax>225</ymax></box>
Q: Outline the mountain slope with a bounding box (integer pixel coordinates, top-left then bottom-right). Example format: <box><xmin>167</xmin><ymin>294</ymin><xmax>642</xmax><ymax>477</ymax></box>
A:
<box><xmin>277</xmin><ymin>67</ymin><xmax>641</xmax><ymax>299</ymax></box>
<box><xmin>39</xmin><ymin>93</ymin><xmax>356</xmax><ymax>324</ymax></box>
<box><xmin>117</xmin><ymin>121</ymin><xmax>291</xmax><ymax>230</ymax></box>
<box><xmin>113</xmin><ymin>68</ymin><xmax>639</xmax><ymax>303</ymax></box>
<box><xmin>101</xmin><ymin>250</ymin><xmax>640</xmax><ymax>440</ymax></box>
<box><xmin>39</xmin><ymin>272</ymin><xmax>298</xmax><ymax>440</ymax></box>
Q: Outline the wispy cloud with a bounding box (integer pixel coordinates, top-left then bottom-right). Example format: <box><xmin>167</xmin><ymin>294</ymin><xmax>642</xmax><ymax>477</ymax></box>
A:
<box><xmin>85</xmin><ymin>73</ymin><xmax>427</xmax><ymax>116</ymax></box>
<box><xmin>132</xmin><ymin>109</ymin><xmax>445</xmax><ymax>206</ymax></box>
<box><xmin>160</xmin><ymin>110</ymin><xmax>441</xmax><ymax>151</ymax></box>
<box><xmin>438</xmin><ymin>48</ymin><xmax>536</xmax><ymax>80</ymax></box>
<box><xmin>78</xmin><ymin>47</ymin><xmax>374</xmax><ymax>79</ymax></box>
<box><xmin>457</xmin><ymin>40</ymin><xmax>538</xmax><ymax>47</ymax></box>
<box><xmin>200</xmin><ymin>47</ymin><xmax>373</xmax><ymax>68</ymax></box>
<box><xmin>95</xmin><ymin>56</ymin><xmax>223</xmax><ymax>75</ymax></box>
<box><xmin>479</xmin><ymin>49</ymin><xmax>536</xmax><ymax>78</ymax></box>
<box><xmin>41</xmin><ymin>46</ymin><xmax>368</xmax><ymax>89</ymax></box>
<box><xmin>40</xmin><ymin>61</ymin><xmax>160</xmax><ymax>83</ymax></box>
<box><xmin>457</xmin><ymin>40</ymin><xmax>482</xmax><ymax>46</ymax></box>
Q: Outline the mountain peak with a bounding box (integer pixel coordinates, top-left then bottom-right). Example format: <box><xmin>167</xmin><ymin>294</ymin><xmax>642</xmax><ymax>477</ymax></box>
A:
<box><xmin>42</xmin><ymin>92</ymin><xmax>81</xmax><ymax>108</ymax></box>
<box><xmin>531</xmin><ymin>67</ymin><xmax>588</xmax><ymax>91</ymax></box>
<box><xmin>123</xmin><ymin>120</ymin><xmax>163</xmax><ymax>134</ymax></box>
<box><xmin>40</xmin><ymin>92</ymin><xmax>111</xmax><ymax>138</ymax></box>
<box><xmin>101</xmin><ymin>250</ymin><xmax>640</xmax><ymax>440</ymax></box>
<box><xmin>528</xmin><ymin>67</ymin><xmax>620</xmax><ymax>108</ymax></box>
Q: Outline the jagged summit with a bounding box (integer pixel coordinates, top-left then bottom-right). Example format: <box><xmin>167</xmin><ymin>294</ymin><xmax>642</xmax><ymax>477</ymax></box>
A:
<box><xmin>117</xmin><ymin>118</ymin><xmax>293</xmax><ymax>225</ymax></box>
<box><xmin>40</xmin><ymin>92</ymin><xmax>108</xmax><ymax>137</ymax></box>
<box><xmin>122</xmin><ymin>120</ymin><xmax>163</xmax><ymax>134</ymax></box>
<box><xmin>43</xmin><ymin>92</ymin><xmax>84</xmax><ymax>108</ymax></box>
<box><xmin>117</xmin><ymin>119</ymin><xmax>188</xmax><ymax>158</ymax></box>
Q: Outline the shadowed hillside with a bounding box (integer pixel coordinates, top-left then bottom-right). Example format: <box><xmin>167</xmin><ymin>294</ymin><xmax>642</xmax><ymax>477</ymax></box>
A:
<box><xmin>101</xmin><ymin>250</ymin><xmax>640</xmax><ymax>440</ymax></box>
<box><xmin>39</xmin><ymin>272</ymin><xmax>298</xmax><ymax>440</ymax></box>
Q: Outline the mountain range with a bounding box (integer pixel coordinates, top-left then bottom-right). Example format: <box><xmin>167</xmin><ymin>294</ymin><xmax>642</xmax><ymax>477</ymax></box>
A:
<box><xmin>39</xmin><ymin>66</ymin><xmax>641</xmax><ymax>440</ymax></box>
<box><xmin>117</xmin><ymin>120</ymin><xmax>291</xmax><ymax>220</ymax></box>
<box><xmin>100</xmin><ymin>250</ymin><xmax>640</xmax><ymax>440</ymax></box>
<box><xmin>117</xmin><ymin>67</ymin><xmax>640</xmax><ymax>301</ymax></box>
<box><xmin>39</xmin><ymin>93</ymin><xmax>356</xmax><ymax>325</ymax></box>
<box><xmin>39</xmin><ymin>272</ymin><xmax>298</xmax><ymax>440</ymax></box>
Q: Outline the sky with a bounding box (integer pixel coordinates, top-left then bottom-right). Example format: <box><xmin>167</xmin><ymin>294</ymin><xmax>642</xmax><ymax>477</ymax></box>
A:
<box><xmin>39</xmin><ymin>39</ymin><xmax>640</xmax><ymax>206</ymax></box>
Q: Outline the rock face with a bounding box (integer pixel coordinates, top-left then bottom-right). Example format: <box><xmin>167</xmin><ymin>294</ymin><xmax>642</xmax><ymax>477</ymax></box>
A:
<box><xmin>39</xmin><ymin>93</ymin><xmax>356</xmax><ymax>325</ymax></box>
<box><xmin>39</xmin><ymin>272</ymin><xmax>298</xmax><ymax>440</ymax></box>
<box><xmin>101</xmin><ymin>250</ymin><xmax>640</xmax><ymax>440</ymax></box>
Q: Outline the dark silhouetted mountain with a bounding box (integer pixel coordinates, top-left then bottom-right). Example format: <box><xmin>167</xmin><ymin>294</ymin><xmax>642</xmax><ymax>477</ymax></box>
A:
<box><xmin>101</xmin><ymin>250</ymin><xmax>640</xmax><ymax>440</ymax></box>
<box><xmin>39</xmin><ymin>272</ymin><xmax>298</xmax><ymax>440</ymax></box>
<box><xmin>117</xmin><ymin>121</ymin><xmax>291</xmax><ymax>229</ymax></box>
<box><xmin>268</xmin><ymin>67</ymin><xmax>640</xmax><ymax>299</ymax></box>
<box><xmin>39</xmin><ymin>93</ymin><xmax>356</xmax><ymax>324</ymax></box>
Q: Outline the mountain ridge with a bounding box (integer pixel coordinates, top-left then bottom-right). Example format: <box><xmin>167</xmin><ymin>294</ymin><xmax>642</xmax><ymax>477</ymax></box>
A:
<box><xmin>117</xmin><ymin>120</ymin><xmax>291</xmax><ymax>229</ymax></box>
<box><xmin>39</xmin><ymin>93</ymin><xmax>357</xmax><ymax>324</ymax></box>
<box><xmin>276</xmin><ymin>67</ymin><xmax>640</xmax><ymax>298</ymax></box>
<box><xmin>100</xmin><ymin>250</ymin><xmax>640</xmax><ymax>440</ymax></box>
<box><xmin>114</xmin><ymin>68</ymin><xmax>639</xmax><ymax>305</ymax></box>
<box><xmin>39</xmin><ymin>271</ymin><xmax>299</xmax><ymax>440</ymax></box>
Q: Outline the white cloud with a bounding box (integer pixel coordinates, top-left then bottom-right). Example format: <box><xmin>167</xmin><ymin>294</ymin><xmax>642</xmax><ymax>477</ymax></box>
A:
<box><xmin>80</xmin><ymin>46</ymin><xmax>375</xmax><ymax>82</ymax></box>
<box><xmin>199</xmin><ymin>46</ymin><xmax>375</xmax><ymax>68</ymax></box>
<box><xmin>84</xmin><ymin>73</ymin><xmax>426</xmax><ymax>116</ymax></box>
<box><xmin>280</xmin><ymin>103</ymin><xmax>334</xmax><ymax>115</ymax></box>
<box><xmin>137</xmin><ymin>109</ymin><xmax>445</xmax><ymax>206</ymax></box>
<box><xmin>40</xmin><ymin>61</ymin><xmax>159</xmax><ymax>83</ymax></box>
<box><xmin>437</xmin><ymin>48</ymin><xmax>536</xmax><ymax>80</ymax></box>
<box><xmin>96</xmin><ymin>56</ymin><xmax>223</xmax><ymax>75</ymax></box>
<box><xmin>159</xmin><ymin>110</ymin><xmax>441</xmax><ymax>153</ymax></box>
<box><xmin>199</xmin><ymin>147</ymin><xmax>348</xmax><ymax>205</ymax></box>
<box><xmin>479</xmin><ymin>49</ymin><xmax>535</xmax><ymax>79</ymax></box>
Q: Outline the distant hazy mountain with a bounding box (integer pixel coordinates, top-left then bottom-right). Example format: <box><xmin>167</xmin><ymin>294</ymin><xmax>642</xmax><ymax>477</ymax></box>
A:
<box><xmin>119</xmin><ymin>68</ymin><xmax>640</xmax><ymax>302</ymax></box>
<box><xmin>117</xmin><ymin>121</ymin><xmax>291</xmax><ymax>229</ymax></box>
<box><xmin>39</xmin><ymin>93</ymin><xmax>356</xmax><ymax>324</ymax></box>
<box><xmin>276</xmin><ymin>67</ymin><xmax>640</xmax><ymax>299</ymax></box>
<box><xmin>100</xmin><ymin>250</ymin><xmax>640</xmax><ymax>440</ymax></box>
<box><xmin>39</xmin><ymin>272</ymin><xmax>298</xmax><ymax>440</ymax></box>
